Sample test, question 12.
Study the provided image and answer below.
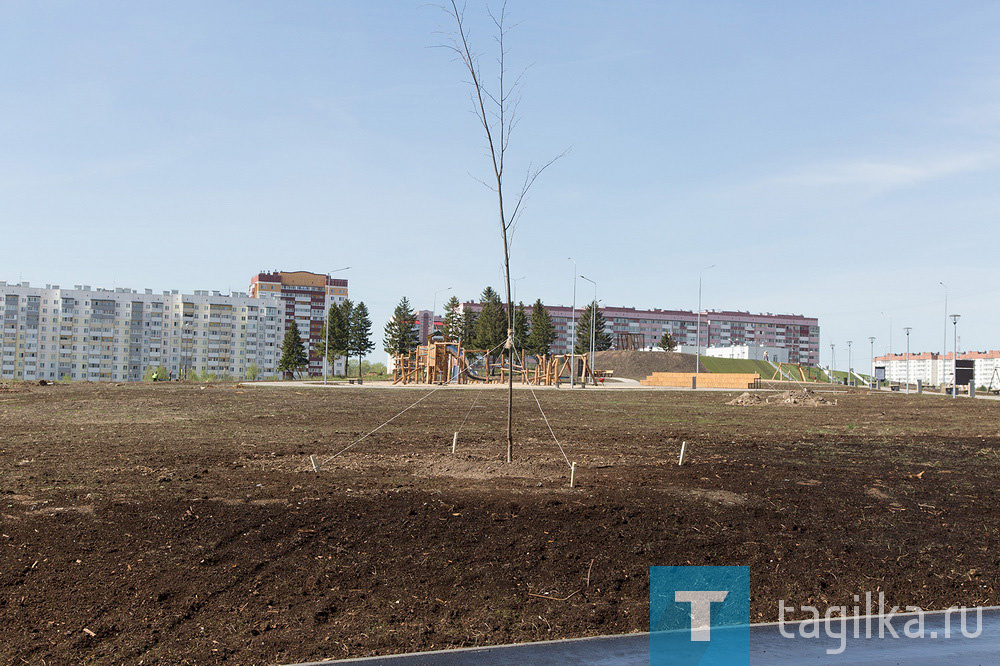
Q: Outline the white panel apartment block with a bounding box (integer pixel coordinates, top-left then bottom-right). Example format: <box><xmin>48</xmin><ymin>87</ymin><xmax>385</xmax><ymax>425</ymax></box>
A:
<box><xmin>0</xmin><ymin>282</ymin><xmax>284</xmax><ymax>382</ymax></box>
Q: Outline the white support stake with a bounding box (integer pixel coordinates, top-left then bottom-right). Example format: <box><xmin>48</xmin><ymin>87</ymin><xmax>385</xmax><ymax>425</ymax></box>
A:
<box><xmin>452</xmin><ymin>432</ymin><xmax>458</xmax><ymax>454</ymax></box>
<box><xmin>678</xmin><ymin>441</ymin><xmax>686</xmax><ymax>467</ymax></box>
<box><xmin>310</xmin><ymin>455</ymin><xmax>321</xmax><ymax>473</ymax></box>
<box><xmin>570</xmin><ymin>462</ymin><xmax>577</xmax><ymax>488</ymax></box>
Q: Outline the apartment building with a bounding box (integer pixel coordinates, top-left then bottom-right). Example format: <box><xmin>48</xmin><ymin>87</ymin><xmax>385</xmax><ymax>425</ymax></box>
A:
<box><xmin>458</xmin><ymin>302</ymin><xmax>820</xmax><ymax>364</ymax></box>
<box><xmin>0</xmin><ymin>281</ymin><xmax>284</xmax><ymax>382</ymax></box>
<box><xmin>876</xmin><ymin>351</ymin><xmax>1000</xmax><ymax>389</ymax></box>
<box><xmin>249</xmin><ymin>271</ymin><xmax>349</xmax><ymax>376</ymax></box>
<box><xmin>415</xmin><ymin>309</ymin><xmax>445</xmax><ymax>344</ymax></box>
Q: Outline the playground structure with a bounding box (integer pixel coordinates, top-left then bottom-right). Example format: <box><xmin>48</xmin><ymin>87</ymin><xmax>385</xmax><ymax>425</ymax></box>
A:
<box><xmin>392</xmin><ymin>340</ymin><xmax>595</xmax><ymax>386</ymax></box>
<box><xmin>769</xmin><ymin>362</ymin><xmax>811</xmax><ymax>382</ymax></box>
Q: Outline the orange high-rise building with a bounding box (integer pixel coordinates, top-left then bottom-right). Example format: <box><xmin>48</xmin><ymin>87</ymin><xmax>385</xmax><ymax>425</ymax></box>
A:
<box><xmin>249</xmin><ymin>270</ymin><xmax>349</xmax><ymax>376</ymax></box>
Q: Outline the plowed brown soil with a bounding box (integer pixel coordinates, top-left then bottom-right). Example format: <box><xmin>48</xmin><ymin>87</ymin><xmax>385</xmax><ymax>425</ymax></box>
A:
<box><xmin>2</xmin><ymin>383</ymin><xmax>999</xmax><ymax>664</ymax></box>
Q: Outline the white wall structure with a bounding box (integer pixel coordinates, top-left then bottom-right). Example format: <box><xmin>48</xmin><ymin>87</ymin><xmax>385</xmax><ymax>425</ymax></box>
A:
<box><xmin>1</xmin><ymin>281</ymin><xmax>284</xmax><ymax>382</ymax></box>
<box><xmin>703</xmin><ymin>344</ymin><xmax>789</xmax><ymax>363</ymax></box>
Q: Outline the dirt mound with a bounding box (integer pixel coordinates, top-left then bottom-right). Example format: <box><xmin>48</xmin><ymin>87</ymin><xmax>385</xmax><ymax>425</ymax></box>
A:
<box><xmin>727</xmin><ymin>389</ymin><xmax>837</xmax><ymax>406</ymax></box>
<box><xmin>593</xmin><ymin>349</ymin><xmax>700</xmax><ymax>380</ymax></box>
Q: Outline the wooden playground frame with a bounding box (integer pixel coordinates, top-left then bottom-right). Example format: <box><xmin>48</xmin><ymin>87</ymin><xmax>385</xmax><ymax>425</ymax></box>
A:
<box><xmin>392</xmin><ymin>340</ymin><xmax>595</xmax><ymax>386</ymax></box>
<box><xmin>768</xmin><ymin>362</ymin><xmax>827</xmax><ymax>383</ymax></box>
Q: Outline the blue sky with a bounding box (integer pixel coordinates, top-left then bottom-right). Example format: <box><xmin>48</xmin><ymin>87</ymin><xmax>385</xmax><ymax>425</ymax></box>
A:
<box><xmin>2</xmin><ymin>1</ymin><xmax>999</xmax><ymax>368</ymax></box>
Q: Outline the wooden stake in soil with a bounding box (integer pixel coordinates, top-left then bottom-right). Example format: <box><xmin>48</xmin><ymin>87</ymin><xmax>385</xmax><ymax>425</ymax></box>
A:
<box><xmin>452</xmin><ymin>431</ymin><xmax>458</xmax><ymax>454</ymax></box>
<box><xmin>310</xmin><ymin>455</ymin><xmax>321</xmax><ymax>473</ymax></box>
<box><xmin>570</xmin><ymin>462</ymin><xmax>577</xmax><ymax>488</ymax></box>
<box><xmin>678</xmin><ymin>441</ymin><xmax>687</xmax><ymax>466</ymax></box>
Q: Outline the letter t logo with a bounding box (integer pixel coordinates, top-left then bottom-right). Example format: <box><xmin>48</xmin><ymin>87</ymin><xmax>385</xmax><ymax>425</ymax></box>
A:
<box><xmin>675</xmin><ymin>590</ymin><xmax>729</xmax><ymax>641</ymax></box>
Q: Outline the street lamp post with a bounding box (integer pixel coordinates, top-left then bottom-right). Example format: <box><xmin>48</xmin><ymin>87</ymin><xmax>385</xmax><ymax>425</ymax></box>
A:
<box><xmin>696</xmin><ymin>265</ymin><xmax>715</xmax><ymax>374</ymax></box>
<box><xmin>869</xmin><ymin>336</ymin><xmax>876</xmax><ymax>389</ymax></box>
<box><xmin>847</xmin><ymin>340</ymin><xmax>853</xmax><ymax>386</ymax></box>
<box><xmin>568</xmin><ymin>257</ymin><xmax>577</xmax><ymax>387</ymax></box>
<box><xmin>830</xmin><ymin>343</ymin><xmax>836</xmax><ymax>383</ymax></box>
<box><xmin>580</xmin><ymin>275</ymin><xmax>597</xmax><ymax>384</ymax></box>
<box><xmin>940</xmin><ymin>282</ymin><xmax>948</xmax><ymax>365</ymax></box>
<box><xmin>511</xmin><ymin>276</ymin><xmax>526</xmax><ymax>308</ymax></box>
<box><xmin>323</xmin><ymin>266</ymin><xmax>351</xmax><ymax>385</ymax></box>
<box><xmin>951</xmin><ymin>314</ymin><xmax>960</xmax><ymax>398</ymax></box>
<box><xmin>903</xmin><ymin>327</ymin><xmax>912</xmax><ymax>394</ymax></box>
<box><xmin>880</xmin><ymin>312</ymin><xmax>892</xmax><ymax>357</ymax></box>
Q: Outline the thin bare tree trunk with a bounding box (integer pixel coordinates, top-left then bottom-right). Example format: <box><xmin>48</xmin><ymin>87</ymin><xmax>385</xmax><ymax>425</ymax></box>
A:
<box><xmin>441</xmin><ymin>0</ymin><xmax>563</xmax><ymax>463</ymax></box>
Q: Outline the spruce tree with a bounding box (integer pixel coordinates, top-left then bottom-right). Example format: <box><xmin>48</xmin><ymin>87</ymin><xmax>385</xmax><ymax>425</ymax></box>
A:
<box><xmin>475</xmin><ymin>286</ymin><xmax>507</xmax><ymax>353</ymax></box>
<box><xmin>527</xmin><ymin>299</ymin><xmax>556</xmax><ymax>356</ymax></box>
<box><xmin>460</xmin><ymin>308</ymin><xmax>477</xmax><ymax>344</ymax></box>
<box><xmin>658</xmin><ymin>332</ymin><xmax>677</xmax><ymax>352</ymax></box>
<box><xmin>575</xmin><ymin>300</ymin><xmax>612</xmax><ymax>354</ymax></box>
<box><xmin>383</xmin><ymin>297</ymin><xmax>420</xmax><ymax>356</ymax></box>
<box><xmin>512</xmin><ymin>302</ymin><xmax>529</xmax><ymax>351</ymax></box>
<box><xmin>317</xmin><ymin>299</ymin><xmax>351</xmax><ymax>372</ymax></box>
<box><xmin>337</xmin><ymin>299</ymin><xmax>354</xmax><ymax>375</ymax></box>
<box><xmin>278</xmin><ymin>321</ymin><xmax>308</xmax><ymax>379</ymax></box>
<box><xmin>441</xmin><ymin>295</ymin><xmax>462</xmax><ymax>341</ymax></box>
<box><xmin>349</xmin><ymin>301</ymin><xmax>375</xmax><ymax>380</ymax></box>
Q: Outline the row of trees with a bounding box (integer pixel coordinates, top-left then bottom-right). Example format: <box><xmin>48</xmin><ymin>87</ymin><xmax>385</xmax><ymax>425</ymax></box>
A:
<box><xmin>278</xmin><ymin>300</ymin><xmax>374</xmax><ymax>379</ymax></box>
<box><xmin>381</xmin><ymin>288</ymin><xmax>631</xmax><ymax>358</ymax></box>
<box><xmin>276</xmin><ymin>290</ymin><xmax>676</xmax><ymax>379</ymax></box>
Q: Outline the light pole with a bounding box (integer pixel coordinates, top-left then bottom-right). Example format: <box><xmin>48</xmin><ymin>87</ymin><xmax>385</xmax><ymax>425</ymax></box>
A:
<box><xmin>696</xmin><ymin>265</ymin><xmax>715</xmax><ymax>374</ymax></box>
<box><xmin>939</xmin><ymin>282</ymin><xmax>948</xmax><ymax>364</ymax></box>
<box><xmin>881</xmin><ymin>311</ymin><xmax>892</xmax><ymax>359</ymax></box>
<box><xmin>323</xmin><ymin>266</ymin><xmax>351</xmax><ymax>385</ymax></box>
<box><xmin>580</xmin><ymin>275</ymin><xmax>597</xmax><ymax>383</ymax></box>
<box><xmin>830</xmin><ymin>343</ymin><xmax>836</xmax><ymax>383</ymax></box>
<box><xmin>568</xmin><ymin>257</ymin><xmax>577</xmax><ymax>387</ymax></box>
<box><xmin>903</xmin><ymin>327</ymin><xmax>912</xmax><ymax>394</ymax></box>
<box><xmin>951</xmin><ymin>314</ymin><xmax>960</xmax><ymax>398</ymax></box>
<box><xmin>432</xmin><ymin>286</ymin><xmax>452</xmax><ymax>338</ymax></box>
<box><xmin>869</xmin><ymin>336</ymin><xmax>876</xmax><ymax>389</ymax></box>
<box><xmin>847</xmin><ymin>340</ymin><xmax>853</xmax><ymax>386</ymax></box>
<box><xmin>511</xmin><ymin>276</ymin><xmax>526</xmax><ymax>307</ymax></box>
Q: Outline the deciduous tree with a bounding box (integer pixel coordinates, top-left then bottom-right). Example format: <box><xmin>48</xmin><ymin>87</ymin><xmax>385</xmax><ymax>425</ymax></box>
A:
<box><xmin>440</xmin><ymin>1</ymin><xmax>564</xmax><ymax>462</ymax></box>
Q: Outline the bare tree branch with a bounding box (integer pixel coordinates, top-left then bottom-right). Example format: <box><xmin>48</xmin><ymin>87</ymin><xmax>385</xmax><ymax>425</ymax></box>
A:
<box><xmin>438</xmin><ymin>0</ymin><xmax>563</xmax><ymax>463</ymax></box>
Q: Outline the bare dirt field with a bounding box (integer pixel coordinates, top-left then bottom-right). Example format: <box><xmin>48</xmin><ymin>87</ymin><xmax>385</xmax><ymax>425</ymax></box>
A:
<box><xmin>2</xmin><ymin>382</ymin><xmax>999</xmax><ymax>664</ymax></box>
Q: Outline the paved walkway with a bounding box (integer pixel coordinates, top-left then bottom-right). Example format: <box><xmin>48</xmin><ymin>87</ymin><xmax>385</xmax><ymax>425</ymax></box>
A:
<box><xmin>238</xmin><ymin>378</ymin><xmax>820</xmax><ymax>393</ymax></box>
<box><xmin>241</xmin><ymin>378</ymin><xmax>670</xmax><ymax>391</ymax></box>
<box><xmin>289</xmin><ymin>608</ymin><xmax>1000</xmax><ymax>665</ymax></box>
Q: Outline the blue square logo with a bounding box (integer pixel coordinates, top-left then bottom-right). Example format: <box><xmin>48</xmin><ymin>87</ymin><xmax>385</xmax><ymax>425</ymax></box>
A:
<box><xmin>650</xmin><ymin>566</ymin><xmax>752</xmax><ymax>665</ymax></box>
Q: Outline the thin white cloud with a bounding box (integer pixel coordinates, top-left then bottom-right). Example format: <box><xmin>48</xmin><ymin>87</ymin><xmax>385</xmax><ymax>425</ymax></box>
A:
<box><xmin>722</xmin><ymin>151</ymin><xmax>1000</xmax><ymax>203</ymax></box>
<box><xmin>766</xmin><ymin>152</ymin><xmax>998</xmax><ymax>190</ymax></box>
